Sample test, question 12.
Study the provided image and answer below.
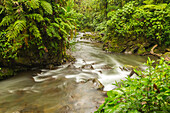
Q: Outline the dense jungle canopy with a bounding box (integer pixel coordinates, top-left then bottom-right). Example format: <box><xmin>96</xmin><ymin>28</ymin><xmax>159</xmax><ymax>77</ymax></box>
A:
<box><xmin>0</xmin><ymin>0</ymin><xmax>169</xmax><ymax>113</ymax></box>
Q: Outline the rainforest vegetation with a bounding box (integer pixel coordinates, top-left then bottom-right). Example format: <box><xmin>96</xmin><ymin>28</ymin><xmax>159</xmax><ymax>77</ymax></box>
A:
<box><xmin>0</xmin><ymin>0</ymin><xmax>169</xmax><ymax>112</ymax></box>
<box><xmin>0</xmin><ymin>0</ymin><xmax>79</xmax><ymax>78</ymax></box>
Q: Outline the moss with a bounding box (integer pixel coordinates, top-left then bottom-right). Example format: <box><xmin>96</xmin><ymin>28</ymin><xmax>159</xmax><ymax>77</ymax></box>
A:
<box><xmin>137</xmin><ymin>45</ymin><xmax>146</xmax><ymax>54</ymax></box>
<box><xmin>162</xmin><ymin>52</ymin><xmax>170</xmax><ymax>58</ymax></box>
<box><xmin>0</xmin><ymin>68</ymin><xmax>14</xmax><ymax>79</ymax></box>
<box><xmin>110</xmin><ymin>45</ymin><xmax>126</xmax><ymax>53</ymax></box>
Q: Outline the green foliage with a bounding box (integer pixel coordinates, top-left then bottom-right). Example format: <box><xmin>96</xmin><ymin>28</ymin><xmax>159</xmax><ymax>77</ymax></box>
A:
<box><xmin>40</xmin><ymin>0</ymin><xmax>53</xmax><ymax>15</ymax></box>
<box><xmin>0</xmin><ymin>0</ymin><xmax>78</xmax><ymax>70</ymax></box>
<box><xmin>96</xmin><ymin>58</ymin><xmax>170</xmax><ymax>113</ymax></box>
<box><xmin>76</xmin><ymin>0</ymin><xmax>170</xmax><ymax>52</ymax></box>
<box><xmin>105</xmin><ymin>1</ymin><xmax>170</xmax><ymax>49</ymax></box>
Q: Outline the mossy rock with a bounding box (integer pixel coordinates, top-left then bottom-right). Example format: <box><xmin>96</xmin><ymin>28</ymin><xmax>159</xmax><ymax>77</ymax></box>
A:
<box><xmin>15</xmin><ymin>57</ymin><xmax>32</xmax><ymax>66</ymax></box>
<box><xmin>162</xmin><ymin>52</ymin><xmax>170</xmax><ymax>61</ymax></box>
<box><xmin>110</xmin><ymin>46</ymin><xmax>126</xmax><ymax>53</ymax></box>
<box><xmin>0</xmin><ymin>68</ymin><xmax>14</xmax><ymax>79</ymax></box>
<box><xmin>137</xmin><ymin>45</ymin><xmax>146</xmax><ymax>54</ymax></box>
<box><xmin>127</xmin><ymin>41</ymin><xmax>133</xmax><ymax>46</ymax></box>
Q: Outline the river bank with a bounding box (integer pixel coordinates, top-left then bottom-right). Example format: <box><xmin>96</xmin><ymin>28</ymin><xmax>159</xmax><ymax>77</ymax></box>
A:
<box><xmin>0</xmin><ymin>32</ymin><xmax>151</xmax><ymax>113</ymax></box>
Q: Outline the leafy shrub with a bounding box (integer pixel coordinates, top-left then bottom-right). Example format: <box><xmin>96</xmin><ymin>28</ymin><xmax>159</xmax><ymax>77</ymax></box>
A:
<box><xmin>96</xmin><ymin>58</ymin><xmax>170</xmax><ymax>113</ymax></box>
<box><xmin>106</xmin><ymin>1</ymin><xmax>170</xmax><ymax>47</ymax></box>
<box><xmin>0</xmin><ymin>0</ymin><xmax>77</xmax><ymax>60</ymax></box>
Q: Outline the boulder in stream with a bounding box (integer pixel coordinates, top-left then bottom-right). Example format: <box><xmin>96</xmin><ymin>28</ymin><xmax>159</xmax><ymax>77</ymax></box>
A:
<box><xmin>85</xmin><ymin>78</ymin><xmax>104</xmax><ymax>90</ymax></box>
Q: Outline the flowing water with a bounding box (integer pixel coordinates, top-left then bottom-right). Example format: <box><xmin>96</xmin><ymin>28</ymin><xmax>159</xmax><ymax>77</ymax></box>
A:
<box><xmin>0</xmin><ymin>32</ymin><xmax>149</xmax><ymax>113</ymax></box>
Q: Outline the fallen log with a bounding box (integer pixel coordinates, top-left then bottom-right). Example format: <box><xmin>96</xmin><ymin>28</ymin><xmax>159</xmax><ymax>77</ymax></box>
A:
<box><xmin>150</xmin><ymin>44</ymin><xmax>170</xmax><ymax>61</ymax></box>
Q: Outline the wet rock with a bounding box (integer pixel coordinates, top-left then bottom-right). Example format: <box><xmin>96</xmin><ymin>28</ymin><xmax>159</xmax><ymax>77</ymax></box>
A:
<box><xmin>101</xmin><ymin>65</ymin><xmax>113</xmax><ymax>69</ymax></box>
<box><xmin>0</xmin><ymin>68</ymin><xmax>14</xmax><ymax>80</ymax></box>
<box><xmin>81</xmin><ymin>64</ymin><xmax>94</xmax><ymax>70</ymax></box>
<box><xmin>120</xmin><ymin>65</ymin><xmax>143</xmax><ymax>77</ymax></box>
<box><xmin>92</xmin><ymin>78</ymin><xmax>104</xmax><ymax>90</ymax></box>
<box><xmin>58</xmin><ymin>105</ymin><xmax>71</xmax><ymax>113</ymax></box>
<box><xmin>119</xmin><ymin>65</ymin><xmax>134</xmax><ymax>71</ymax></box>
<box><xmin>127</xmin><ymin>41</ymin><xmax>133</xmax><ymax>46</ymax></box>
<box><xmin>124</xmin><ymin>48</ymin><xmax>132</xmax><ymax>54</ymax></box>
<box><xmin>20</xmin><ymin>105</ymin><xmax>44</xmax><ymax>113</ymax></box>
<box><xmin>162</xmin><ymin>52</ymin><xmax>170</xmax><ymax>61</ymax></box>
<box><xmin>137</xmin><ymin>45</ymin><xmax>146</xmax><ymax>54</ymax></box>
<box><xmin>166</xmin><ymin>48</ymin><xmax>170</xmax><ymax>52</ymax></box>
<box><xmin>85</xmin><ymin>78</ymin><xmax>104</xmax><ymax>90</ymax></box>
<box><xmin>45</xmin><ymin>64</ymin><xmax>56</xmax><ymax>69</ymax></box>
<box><xmin>66</xmin><ymin>63</ymin><xmax>76</xmax><ymax>69</ymax></box>
<box><xmin>98</xmin><ymin>70</ymin><xmax>102</xmax><ymax>73</ymax></box>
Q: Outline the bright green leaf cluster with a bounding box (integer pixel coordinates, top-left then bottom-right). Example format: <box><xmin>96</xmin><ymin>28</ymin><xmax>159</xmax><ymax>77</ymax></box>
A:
<box><xmin>96</xmin><ymin>58</ymin><xmax>170</xmax><ymax>113</ymax></box>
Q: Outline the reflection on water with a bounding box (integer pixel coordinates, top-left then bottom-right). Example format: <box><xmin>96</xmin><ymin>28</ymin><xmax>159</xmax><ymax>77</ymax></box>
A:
<box><xmin>0</xmin><ymin>32</ymin><xmax>149</xmax><ymax>113</ymax></box>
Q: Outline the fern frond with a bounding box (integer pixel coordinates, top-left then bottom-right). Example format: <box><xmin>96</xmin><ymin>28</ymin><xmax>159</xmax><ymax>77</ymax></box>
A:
<box><xmin>44</xmin><ymin>17</ymin><xmax>50</xmax><ymax>23</ymax></box>
<box><xmin>40</xmin><ymin>0</ymin><xmax>52</xmax><ymax>15</ymax></box>
<box><xmin>0</xmin><ymin>15</ymin><xmax>15</xmax><ymax>26</ymax></box>
<box><xmin>29</xmin><ymin>24</ymin><xmax>41</xmax><ymax>38</ymax></box>
<box><xmin>46</xmin><ymin>25</ymin><xmax>62</xmax><ymax>39</ymax></box>
<box><xmin>0</xmin><ymin>5</ymin><xmax>5</xmax><ymax>14</ymax></box>
<box><xmin>46</xmin><ymin>26</ymin><xmax>53</xmax><ymax>37</ymax></box>
<box><xmin>26</xmin><ymin>14</ymin><xmax>44</xmax><ymax>22</ymax></box>
<box><xmin>51</xmin><ymin>23</ymin><xmax>60</xmax><ymax>28</ymax></box>
<box><xmin>30</xmin><ymin>0</ymin><xmax>40</xmax><ymax>9</ymax></box>
<box><xmin>60</xmin><ymin>27</ymin><xmax>68</xmax><ymax>35</ymax></box>
<box><xmin>13</xmin><ymin>20</ymin><xmax>26</xmax><ymax>33</ymax></box>
<box><xmin>62</xmin><ymin>22</ymin><xmax>72</xmax><ymax>30</ymax></box>
<box><xmin>7</xmin><ymin>19</ymin><xmax>26</xmax><ymax>39</ymax></box>
<box><xmin>54</xmin><ymin>18</ymin><xmax>62</xmax><ymax>23</ymax></box>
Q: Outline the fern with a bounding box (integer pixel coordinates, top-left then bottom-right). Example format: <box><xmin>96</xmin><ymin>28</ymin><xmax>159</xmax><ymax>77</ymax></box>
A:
<box><xmin>13</xmin><ymin>20</ymin><xmax>26</xmax><ymax>34</ymax></box>
<box><xmin>30</xmin><ymin>0</ymin><xmax>40</xmax><ymax>9</ymax></box>
<box><xmin>29</xmin><ymin>24</ymin><xmax>41</xmax><ymax>39</ymax></box>
<box><xmin>62</xmin><ymin>22</ymin><xmax>72</xmax><ymax>30</ymax></box>
<box><xmin>7</xmin><ymin>19</ymin><xmax>26</xmax><ymax>39</ymax></box>
<box><xmin>44</xmin><ymin>17</ymin><xmax>50</xmax><ymax>23</ymax></box>
<box><xmin>0</xmin><ymin>15</ymin><xmax>15</xmax><ymax>26</ymax></box>
<box><xmin>0</xmin><ymin>5</ymin><xmax>5</xmax><ymax>14</ymax></box>
<box><xmin>46</xmin><ymin>26</ymin><xmax>53</xmax><ymax>37</ymax></box>
<box><xmin>46</xmin><ymin>23</ymin><xmax>61</xmax><ymax>39</ymax></box>
<box><xmin>51</xmin><ymin>23</ymin><xmax>60</xmax><ymax>28</ymax></box>
<box><xmin>60</xmin><ymin>27</ymin><xmax>68</xmax><ymax>35</ymax></box>
<box><xmin>40</xmin><ymin>0</ymin><xmax>53</xmax><ymax>15</ymax></box>
<box><xmin>26</xmin><ymin>13</ymin><xmax>44</xmax><ymax>22</ymax></box>
<box><xmin>54</xmin><ymin>18</ymin><xmax>62</xmax><ymax>23</ymax></box>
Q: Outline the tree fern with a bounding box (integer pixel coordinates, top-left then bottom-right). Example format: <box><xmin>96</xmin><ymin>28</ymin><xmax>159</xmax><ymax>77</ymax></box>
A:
<box><xmin>40</xmin><ymin>0</ymin><xmax>53</xmax><ymax>15</ymax></box>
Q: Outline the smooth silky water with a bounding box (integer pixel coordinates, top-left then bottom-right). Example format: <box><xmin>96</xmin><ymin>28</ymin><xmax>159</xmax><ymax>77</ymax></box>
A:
<box><xmin>0</xmin><ymin>32</ymin><xmax>149</xmax><ymax>113</ymax></box>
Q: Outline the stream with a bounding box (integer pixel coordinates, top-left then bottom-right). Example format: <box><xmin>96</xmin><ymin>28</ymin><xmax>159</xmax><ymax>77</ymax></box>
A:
<box><xmin>0</xmin><ymin>32</ymin><xmax>149</xmax><ymax>113</ymax></box>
